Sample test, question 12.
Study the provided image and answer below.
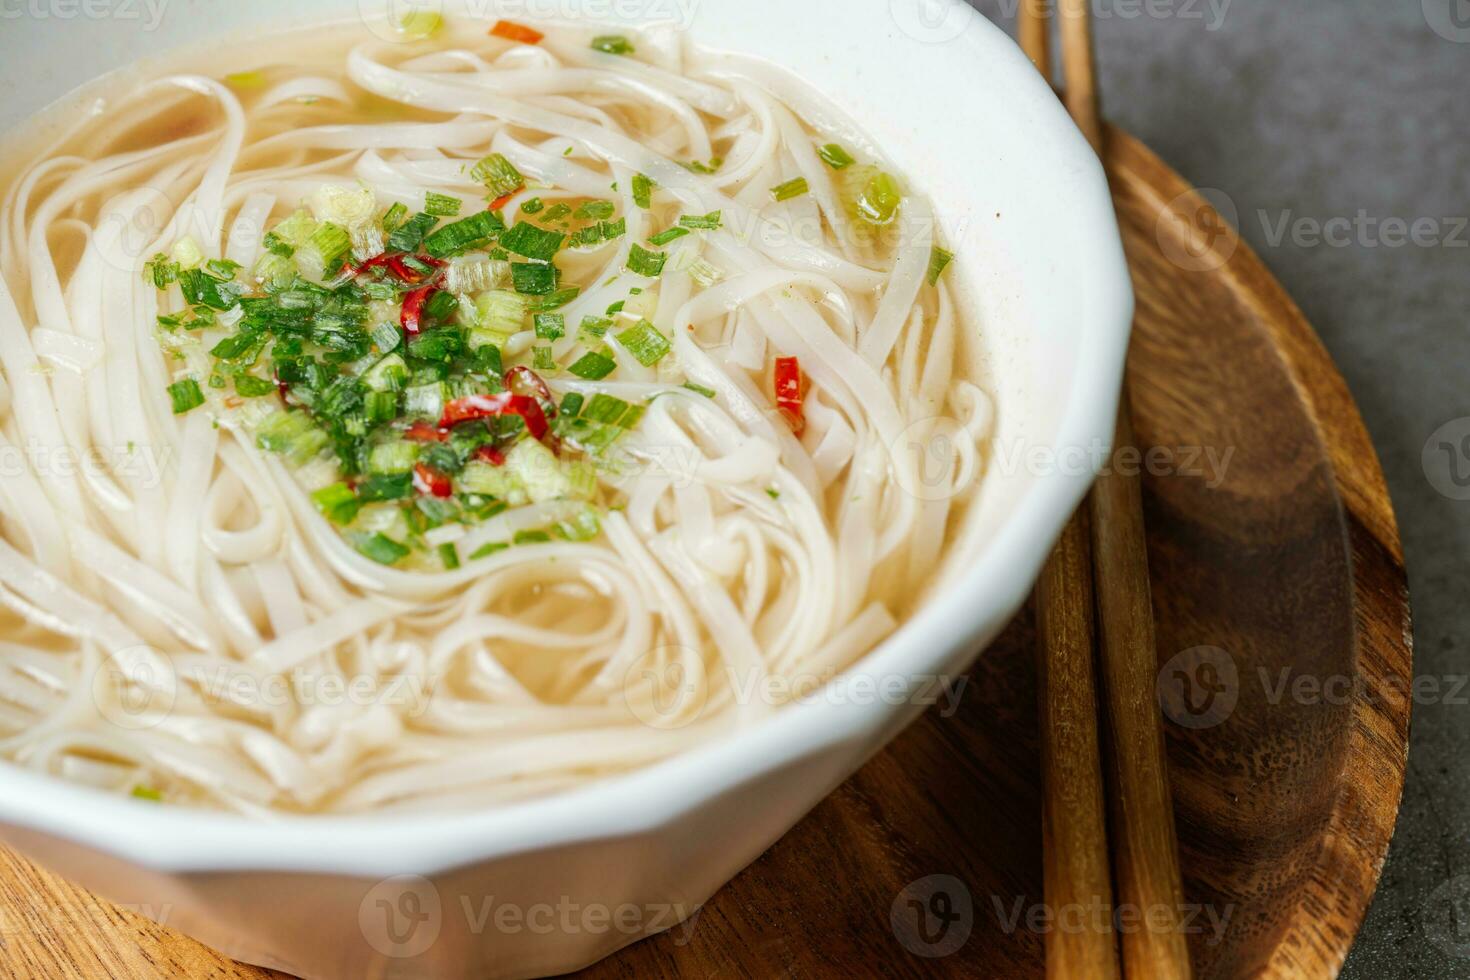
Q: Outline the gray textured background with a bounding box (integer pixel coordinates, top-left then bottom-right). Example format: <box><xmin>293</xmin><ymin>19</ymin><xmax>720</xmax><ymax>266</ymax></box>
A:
<box><xmin>976</xmin><ymin>0</ymin><xmax>1468</xmax><ymax>976</ymax></box>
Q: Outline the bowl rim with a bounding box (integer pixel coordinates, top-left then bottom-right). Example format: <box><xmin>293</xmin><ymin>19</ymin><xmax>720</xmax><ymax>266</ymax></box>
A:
<box><xmin>0</xmin><ymin>0</ymin><xmax>1132</xmax><ymax>877</ymax></box>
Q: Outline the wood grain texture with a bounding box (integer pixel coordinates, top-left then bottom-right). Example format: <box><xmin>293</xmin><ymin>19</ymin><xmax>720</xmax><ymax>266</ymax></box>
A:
<box><xmin>1035</xmin><ymin>509</ymin><xmax>1121</xmax><ymax>980</ymax></box>
<box><xmin>0</xmin><ymin>130</ymin><xmax>1411</xmax><ymax>980</ymax></box>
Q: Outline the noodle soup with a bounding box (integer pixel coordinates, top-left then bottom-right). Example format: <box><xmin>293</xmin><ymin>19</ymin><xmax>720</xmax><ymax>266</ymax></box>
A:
<box><xmin>0</xmin><ymin>15</ymin><xmax>992</xmax><ymax>814</ymax></box>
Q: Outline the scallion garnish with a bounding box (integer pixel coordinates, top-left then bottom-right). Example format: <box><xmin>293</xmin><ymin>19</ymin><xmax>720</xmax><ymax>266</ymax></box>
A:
<box><xmin>819</xmin><ymin>143</ymin><xmax>856</xmax><ymax>169</ymax></box>
<box><xmin>591</xmin><ymin>35</ymin><xmax>635</xmax><ymax>56</ymax></box>
<box><xmin>234</xmin><ymin>375</ymin><xmax>277</xmax><ymax>398</ymax></box>
<box><xmin>855</xmin><ymin>171</ymin><xmax>903</xmax><ymax>225</ymax></box>
<box><xmin>575</xmin><ymin>200</ymin><xmax>616</xmax><ymax>220</ymax></box>
<box><xmin>582</xmin><ymin>393</ymin><xmax>629</xmax><ymax>425</ymax></box>
<box><xmin>533</xmin><ymin>312</ymin><xmax>565</xmax><ymax>340</ymax></box>
<box><xmin>511</xmin><ymin>262</ymin><xmax>558</xmax><ymax>295</ymax></box>
<box><xmin>615</xmin><ymin>320</ymin><xmax>670</xmax><ymax>367</ymax></box>
<box><xmin>499</xmin><ymin>222</ymin><xmax>566</xmax><ymax>261</ymax></box>
<box><xmin>311</xmin><ymin>483</ymin><xmax>361</xmax><ymax>525</ymax></box>
<box><xmin>422</xmin><ymin>210</ymin><xmax>507</xmax><ymax>259</ymax></box>
<box><xmin>927</xmin><ymin>246</ymin><xmax>955</xmax><ymax>286</ymax></box>
<box><xmin>424</xmin><ymin>191</ymin><xmax>462</xmax><ymax>216</ymax></box>
<box><xmin>682</xmin><ymin>381</ymin><xmax>717</xmax><ymax>398</ymax></box>
<box><xmin>167</xmin><ymin>378</ymin><xmax>205</xmax><ymax>414</ymax></box>
<box><xmin>520</xmin><ymin>197</ymin><xmax>546</xmax><ymax>214</ymax></box>
<box><xmin>470</xmin><ymin>153</ymin><xmax>524</xmax><ymax>198</ymax></box>
<box><xmin>567</xmin><ymin>351</ymin><xmax>617</xmax><ymax>380</ymax></box>
<box><xmin>626</xmin><ymin>244</ymin><xmax>667</xmax><ymax>277</ymax></box>
<box><xmin>679</xmin><ymin>211</ymin><xmax>722</xmax><ymax>230</ymax></box>
<box><xmin>648</xmin><ymin>227</ymin><xmax>690</xmax><ymax>247</ymax></box>
<box><xmin>771</xmin><ymin>177</ymin><xmax>810</xmax><ymax>202</ymax></box>
<box><xmin>381</xmin><ymin>202</ymin><xmax>409</xmax><ymax>231</ymax></box>
<box><xmin>542</xmin><ymin>203</ymin><xmax>573</xmax><ymax>222</ymax></box>
<box><xmin>532</xmin><ymin>346</ymin><xmax>557</xmax><ymax>371</ymax></box>
<box><xmin>356</xmin><ymin>532</ymin><xmax>411</xmax><ymax>565</ymax></box>
<box><xmin>631</xmin><ymin>173</ymin><xmax>655</xmax><ymax>209</ymax></box>
<box><xmin>579</xmin><ymin>315</ymin><xmax>613</xmax><ymax>339</ymax></box>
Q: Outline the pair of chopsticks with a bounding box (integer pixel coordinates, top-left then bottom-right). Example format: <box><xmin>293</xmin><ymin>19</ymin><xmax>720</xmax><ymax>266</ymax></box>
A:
<box><xmin>1025</xmin><ymin>2</ymin><xmax>1192</xmax><ymax>979</ymax></box>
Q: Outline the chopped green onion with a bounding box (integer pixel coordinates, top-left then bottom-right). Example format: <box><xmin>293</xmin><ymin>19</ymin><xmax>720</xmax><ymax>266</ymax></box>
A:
<box><xmin>381</xmin><ymin>201</ymin><xmax>409</xmax><ymax>231</ymax></box>
<box><xmin>364</xmin><ymin>389</ymin><xmax>399</xmax><ymax>423</ymax></box>
<box><xmin>615</xmin><ymin>320</ymin><xmax>670</xmax><ymax>367</ymax></box>
<box><xmin>819</xmin><ymin>143</ymin><xmax>856</xmax><ymax>169</ymax></box>
<box><xmin>363</xmin><ymin>352</ymin><xmax>409</xmax><ymax>392</ymax></box>
<box><xmin>131</xmin><ymin>785</ymin><xmax>163</xmax><ymax>802</ymax></box>
<box><xmin>575</xmin><ymin>200</ymin><xmax>616</xmax><ymax>220</ymax></box>
<box><xmin>359</xmin><ymin>473</ymin><xmax>413</xmax><ymax>501</ymax></box>
<box><xmin>473</xmin><ymin>290</ymin><xmax>529</xmax><ymax>337</ymax></box>
<box><xmin>560</xmin><ymin>392</ymin><xmax>585</xmax><ymax>417</ymax></box>
<box><xmin>511</xmin><ymin>262</ymin><xmax>558</xmax><ymax>295</ymax></box>
<box><xmin>166</xmin><ymin>378</ymin><xmax>205</xmax><ymax>414</ymax></box>
<box><xmin>178</xmin><ymin>269</ymin><xmax>243</xmax><ymax>310</ymax></box>
<box><xmin>855</xmin><ymin>171</ymin><xmax>903</xmax><ymax>226</ymax></box>
<box><xmin>514</xmin><ymin>529</ymin><xmax>553</xmax><ymax>544</ymax></box>
<box><xmin>403</xmin><ymin>381</ymin><xmax>446</xmax><ymax>419</ymax></box>
<box><xmin>530</xmin><ymin>286</ymin><xmax>579</xmax><ymax>311</ymax></box>
<box><xmin>470</xmin><ymin>541</ymin><xmax>510</xmax><ymax>559</ymax></box>
<box><xmin>534</xmin><ymin>312</ymin><xmax>565</xmax><ymax>340</ymax></box>
<box><xmin>383</xmin><ymin>211</ymin><xmax>431</xmax><ymax>253</ymax></box>
<box><xmin>532</xmin><ymin>345</ymin><xmax>557</xmax><ymax>371</ymax></box>
<box><xmin>682</xmin><ymin>381</ymin><xmax>717</xmax><ymax>398</ymax></box>
<box><xmin>579</xmin><ymin>315</ymin><xmax>613</xmax><ymax>339</ymax></box>
<box><xmin>648</xmin><ymin>227</ymin><xmax>690</xmax><ymax>247</ymax></box>
<box><xmin>591</xmin><ymin>35</ymin><xmax>635</xmax><ymax>56</ymax></box>
<box><xmin>422</xmin><ymin>210</ymin><xmax>507</xmax><ymax>259</ymax></box>
<box><xmin>632</xmin><ymin>173</ymin><xmax>655</xmax><ymax>209</ymax></box>
<box><xmin>771</xmin><ymin>177</ymin><xmax>810</xmax><ymax>202</ymax></box>
<box><xmin>356</xmin><ymin>532</ymin><xmax>411</xmax><ymax>565</ymax></box>
<box><xmin>437</xmin><ymin>542</ymin><xmax>461</xmax><ymax>570</ymax></box>
<box><xmin>567</xmin><ymin>351</ymin><xmax>617</xmax><ymax>380</ymax></box>
<box><xmin>682</xmin><ymin>157</ymin><xmax>723</xmax><ymax>175</ymax></box>
<box><xmin>583</xmin><ymin>393</ymin><xmax>629</xmax><ymax>425</ymax></box>
<box><xmin>273</xmin><ymin>210</ymin><xmax>317</xmax><ymax>248</ymax></box>
<box><xmin>369</xmin><ymin>439</ymin><xmax>419</xmax><ymax>474</ymax></box>
<box><xmin>234</xmin><ymin>375</ymin><xmax>277</xmax><ymax>398</ymax></box>
<box><xmin>296</xmin><ymin>221</ymin><xmax>352</xmax><ymax>280</ymax></box>
<box><xmin>927</xmin><ymin>246</ymin><xmax>955</xmax><ymax>286</ymax></box>
<box><xmin>170</xmin><ymin>236</ymin><xmax>205</xmax><ymax>270</ymax></box>
<box><xmin>144</xmin><ymin>254</ymin><xmax>179</xmax><ymax>288</ymax></box>
<box><xmin>542</xmin><ymin>203</ymin><xmax>572</xmax><ymax>222</ymax></box>
<box><xmin>396</xmin><ymin>9</ymin><xmax>442</xmax><ymax>39</ymax></box>
<box><xmin>679</xmin><ymin>211</ymin><xmax>722</xmax><ymax>230</ymax></box>
<box><xmin>424</xmin><ymin>191</ymin><xmax>462</xmax><ymax>216</ymax></box>
<box><xmin>370</xmin><ymin>320</ymin><xmax>402</xmax><ymax>354</ymax></box>
<box><xmin>470</xmin><ymin>153</ymin><xmax>524</xmax><ymax>197</ymax></box>
<box><xmin>256</xmin><ymin>411</ymin><xmax>329</xmax><ymax>462</ymax></box>
<box><xmin>626</xmin><ymin>244</ymin><xmax>667</xmax><ymax>277</ymax></box>
<box><xmin>521</xmin><ymin>198</ymin><xmax>546</xmax><ymax>214</ymax></box>
<box><xmin>499</xmin><ymin>222</ymin><xmax>565</xmax><ymax>261</ymax></box>
<box><xmin>312</xmin><ymin>483</ymin><xmax>361</xmax><ymax>525</ymax></box>
<box><xmin>686</xmin><ymin>257</ymin><xmax>723</xmax><ymax>287</ymax></box>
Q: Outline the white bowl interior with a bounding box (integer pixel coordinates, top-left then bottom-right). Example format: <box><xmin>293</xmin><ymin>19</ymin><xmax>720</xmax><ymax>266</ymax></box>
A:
<box><xmin>0</xmin><ymin>0</ymin><xmax>1130</xmax><ymax>876</ymax></box>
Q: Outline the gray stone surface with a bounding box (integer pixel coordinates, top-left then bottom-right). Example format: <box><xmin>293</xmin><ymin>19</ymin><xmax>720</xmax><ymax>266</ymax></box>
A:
<box><xmin>975</xmin><ymin>0</ymin><xmax>1468</xmax><ymax>975</ymax></box>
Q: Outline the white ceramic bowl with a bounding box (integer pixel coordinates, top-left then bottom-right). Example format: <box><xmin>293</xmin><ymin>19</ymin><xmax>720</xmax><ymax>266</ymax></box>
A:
<box><xmin>0</xmin><ymin>2</ymin><xmax>1131</xmax><ymax>976</ymax></box>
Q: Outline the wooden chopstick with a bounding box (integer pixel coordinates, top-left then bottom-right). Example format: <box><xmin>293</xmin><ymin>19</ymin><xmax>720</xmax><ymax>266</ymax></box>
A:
<box><xmin>1035</xmin><ymin>511</ymin><xmax>1120</xmax><ymax>979</ymax></box>
<box><xmin>1054</xmin><ymin>0</ymin><xmax>1194</xmax><ymax>976</ymax></box>
<box><xmin>1028</xmin><ymin>1</ymin><xmax>1193</xmax><ymax>976</ymax></box>
<box><xmin>1024</xmin><ymin>4</ymin><xmax>1120</xmax><ymax>979</ymax></box>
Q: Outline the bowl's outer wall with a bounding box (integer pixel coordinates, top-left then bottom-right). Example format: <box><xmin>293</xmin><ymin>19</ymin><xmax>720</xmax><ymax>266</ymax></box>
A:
<box><xmin>0</xmin><ymin>1</ymin><xmax>1132</xmax><ymax>977</ymax></box>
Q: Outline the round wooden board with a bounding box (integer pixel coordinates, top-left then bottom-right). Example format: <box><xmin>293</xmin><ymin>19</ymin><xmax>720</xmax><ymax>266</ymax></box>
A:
<box><xmin>0</xmin><ymin>128</ymin><xmax>1411</xmax><ymax>980</ymax></box>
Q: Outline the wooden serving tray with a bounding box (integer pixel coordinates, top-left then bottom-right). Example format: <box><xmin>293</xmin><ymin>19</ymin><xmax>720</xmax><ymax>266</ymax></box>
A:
<box><xmin>0</xmin><ymin>128</ymin><xmax>1411</xmax><ymax>980</ymax></box>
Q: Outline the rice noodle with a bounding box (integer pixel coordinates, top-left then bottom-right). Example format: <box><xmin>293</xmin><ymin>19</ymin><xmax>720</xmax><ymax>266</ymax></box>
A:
<box><xmin>0</xmin><ymin>20</ymin><xmax>992</xmax><ymax>813</ymax></box>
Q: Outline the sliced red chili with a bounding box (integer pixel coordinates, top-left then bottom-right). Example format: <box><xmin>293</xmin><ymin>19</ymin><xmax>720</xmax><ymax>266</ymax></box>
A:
<box><xmin>355</xmin><ymin>253</ymin><xmax>443</xmax><ymax>285</ymax></box>
<box><xmin>774</xmin><ymin>356</ymin><xmax>804</xmax><ymax>435</ymax></box>
<box><xmin>400</xmin><ymin>285</ymin><xmax>437</xmax><ymax>336</ymax></box>
<box><xmin>488</xmin><ymin>191</ymin><xmax>517</xmax><ymax>212</ymax></box>
<box><xmin>490</xmin><ymin>19</ymin><xmax>544</xmax><ymax>44</ymax></box>
<box><xmin>403</xmin><ymin>421</ymin><xmax>448</xmax><ymax>443</ymax></box>
<box><xmin>412</xmin><ymin>462</ymin><xmax>453</xmax><ymax>498</ymax></box>
<box><xmin>505</xmin><ymin>366</ymin><xmax>556</xmax><ymax>413</ymax></box>
<box><xmin>440</xmin><ymin>392</ymin><xmax>549</xmax><ymax>440</ymax></box>
<box><xmin>474</xmin><ymin>445</ymin><xmax>507</xmax><ymax>467</ymax></box>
